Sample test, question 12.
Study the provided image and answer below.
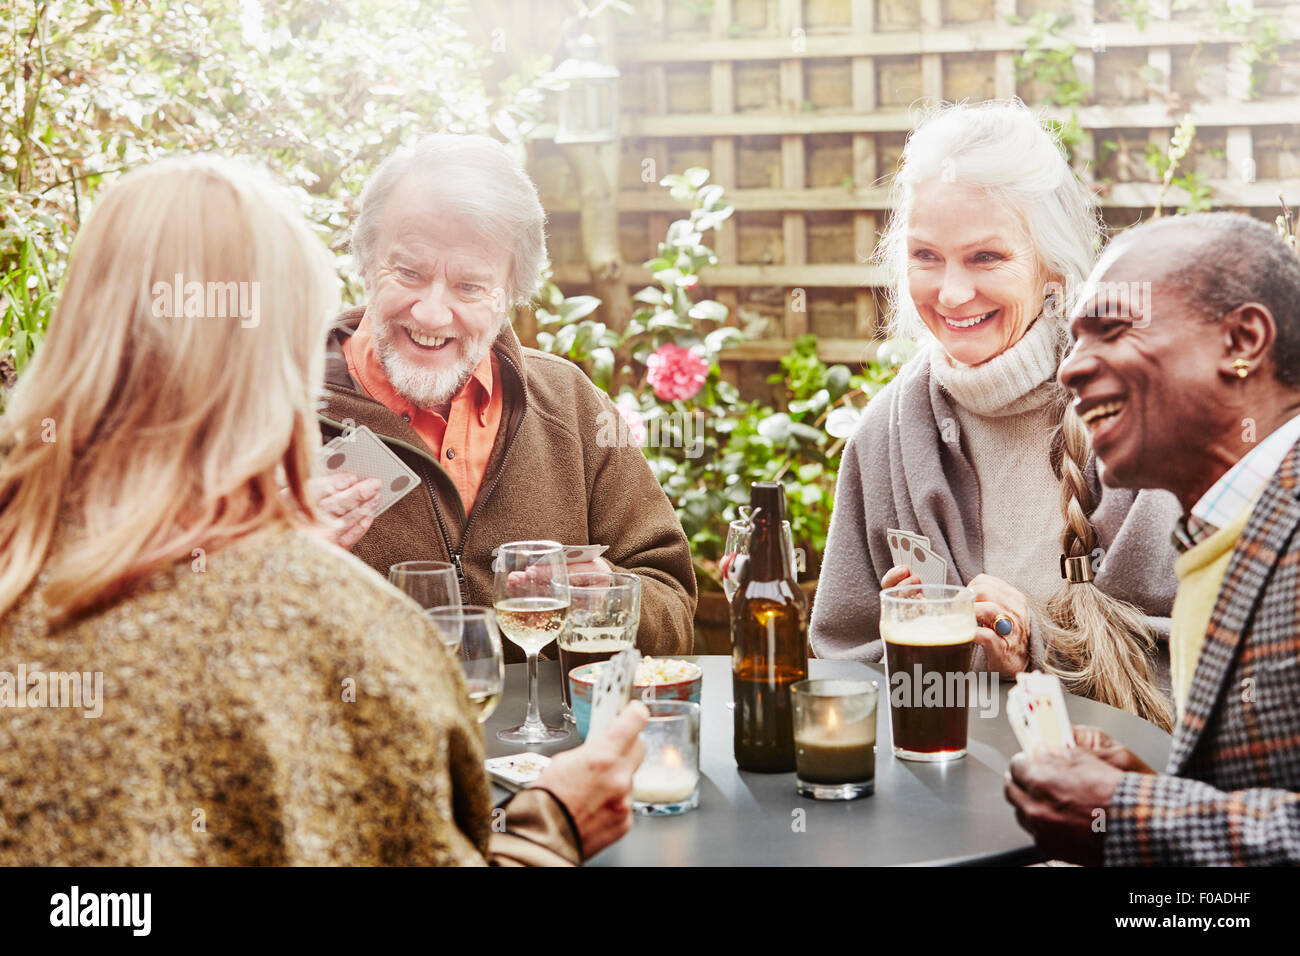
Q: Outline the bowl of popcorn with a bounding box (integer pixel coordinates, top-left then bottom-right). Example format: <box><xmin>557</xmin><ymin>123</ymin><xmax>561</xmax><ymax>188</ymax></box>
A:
<box><xmin>569</xmin><ymin>657</ymin><xmax>703</xmax><ymax>740</ymax></box>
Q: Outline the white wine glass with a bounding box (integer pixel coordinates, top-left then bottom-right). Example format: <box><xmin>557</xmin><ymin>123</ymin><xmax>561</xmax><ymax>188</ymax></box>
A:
<box><xmin>429</xmin><ymin>606</ymin><xmax>505</xmax><ymax>724</ymax></box>
<box><xmin>493</xmin><ymin>540</ymin><xmax>570</xmax><ymax>744</ymax></box>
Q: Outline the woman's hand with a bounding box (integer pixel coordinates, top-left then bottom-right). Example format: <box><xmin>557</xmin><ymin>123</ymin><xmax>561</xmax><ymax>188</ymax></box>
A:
<box><xmin>966</xmin><ymin>573</ymin><xmax>1030</xmax><ymax>678</ymax></box>
<box><xmin>534</xmin><ymin>702</ymin><xmax>649</xmax><ymax>860</ymax></box>
<box><xmin>881</xmin><ymin>565</ymin><xmax>921</xmax><ymax>589</ymax></box>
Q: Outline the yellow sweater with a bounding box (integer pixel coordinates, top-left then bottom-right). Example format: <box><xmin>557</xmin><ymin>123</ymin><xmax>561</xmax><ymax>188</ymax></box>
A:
<box><xmin>1170</xmin><ymin>503</ymin><xmax>1255</xmax><ymax>717</ymax></box>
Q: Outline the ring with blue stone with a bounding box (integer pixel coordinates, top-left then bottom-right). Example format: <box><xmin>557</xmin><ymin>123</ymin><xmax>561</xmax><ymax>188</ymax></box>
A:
<box><xmin>993</xmin><ymin>614</ymin><xmax>1014</xmax><ymax>637</ymax></box>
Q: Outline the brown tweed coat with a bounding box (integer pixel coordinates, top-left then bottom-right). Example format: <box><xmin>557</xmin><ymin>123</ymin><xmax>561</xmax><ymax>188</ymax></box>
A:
<box><xmin>1106</xmin><ymin>436</ymin><xmax>1300</xmax><ymax>866</ymax></box>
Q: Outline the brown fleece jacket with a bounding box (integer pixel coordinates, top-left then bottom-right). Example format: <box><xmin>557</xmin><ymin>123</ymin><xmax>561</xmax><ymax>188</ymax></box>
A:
<box><xmin>320</xmin><ymin>307</ymin><xmax>696</xmax><ymax>663</ymax></box>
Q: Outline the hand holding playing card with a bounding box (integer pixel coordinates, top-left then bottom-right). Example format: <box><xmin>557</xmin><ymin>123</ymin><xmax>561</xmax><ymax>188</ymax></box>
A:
<box><xmin>881</xmin><ymin>564</ymin><xmax>921</xmax><ymax>589</ymax></box>
<box><xmin>534</xmin><ymin>700</ymin><xmax>649</xmax><ymax>859</ymax></box>
<box><xmin>308</xmin><ymin>472</ymin><xmax>381</xmax><ymax>550</ymax></box>
<box><xmin>1003</xmin><ymin>745</ymin><xmax>1125</xmax><ymax>866</ymax></box>
<box><xmin>885</xmin><ymin>529</ymin><xmax>947</xmax><ymax>587</ymax></box>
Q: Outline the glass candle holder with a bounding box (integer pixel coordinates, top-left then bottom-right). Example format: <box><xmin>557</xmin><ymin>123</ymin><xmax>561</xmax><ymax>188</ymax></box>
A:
<box><xmin>631</xmin><ymin>700</ymin><xmax>701</xmax><ymax>816</ymax></box>
<box><xmin>792</xmin><ymin>679</ymin><xmax>878</xmax><ymax>801</ymax></box>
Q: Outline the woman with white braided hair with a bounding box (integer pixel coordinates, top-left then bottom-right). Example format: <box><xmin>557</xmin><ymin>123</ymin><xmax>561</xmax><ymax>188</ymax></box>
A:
<box><xmin>810</xmin><ymin>99</ymin><xmax>1181</xmax><ymax>730</ymax></box>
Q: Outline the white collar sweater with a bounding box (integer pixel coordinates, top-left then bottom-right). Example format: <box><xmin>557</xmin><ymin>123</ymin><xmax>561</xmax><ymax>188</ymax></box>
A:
<box><xmin>929</xmin><ymin>317</ymin><xmax>1070</xmax><ymax>607</ymax></box>
<box><xmin>809</xmin><ymin>313</ymin><xmax>1183</xmax><ymax>668</ymax></box>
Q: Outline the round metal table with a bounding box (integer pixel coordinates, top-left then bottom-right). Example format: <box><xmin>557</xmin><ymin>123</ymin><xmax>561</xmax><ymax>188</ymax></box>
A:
<box><xmin>483</xmin><ymin>656</ymin><xmax>1171</xmax><ymax>866</ymax></box>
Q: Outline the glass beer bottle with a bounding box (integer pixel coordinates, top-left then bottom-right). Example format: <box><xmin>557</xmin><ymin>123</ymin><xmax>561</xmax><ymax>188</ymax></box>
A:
<box><xmin>731</xmin><ymin>481</ymin><xmax>808</xmax><ymax>772</ymax></box>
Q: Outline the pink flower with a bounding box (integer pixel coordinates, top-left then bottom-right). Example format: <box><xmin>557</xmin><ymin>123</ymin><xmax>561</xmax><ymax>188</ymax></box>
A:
<box><xmin>646</xmin><ymin>343</ymin><xmax>708</xmax><ymax>402</ymax></box>
<box><xmin>616</xmin><ymin>395</ymin><xmax>647</xmax><ymax>446</ymax></box>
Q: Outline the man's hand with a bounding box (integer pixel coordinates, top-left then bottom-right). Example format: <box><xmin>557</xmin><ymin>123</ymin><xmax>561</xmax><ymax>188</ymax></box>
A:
<box><xmin>1073</xmin><ymin>725</ymin><xmax>1157</xmax><ymax>775</ymax></box>
<box><xmin>567</xmin><ymin>557</ymin><xmax>613</xmax><ymax>586</ymax></box>
<box><xmin>534</xmin><ymin>701</ymin><xmax>648</xmax><ymax>860</ymax></box>
<box><xmin>1004</xmin><ymin>745</ymin><xmax>1127</xmax><ymax>866</ymax></box>
<box><xmin>967</xmin><ymin>572</ymin><xmax>1030</xmax><ymax>678</ymax></box>
<box><xmin>308</xmin><ymin>473</ymin><xmax>380</xmax><ymax>550</ymax></box>
<box><xmin>508</xmin><ymin>556</ymin><xmax>612</xmax><ymax>590</ymax></box>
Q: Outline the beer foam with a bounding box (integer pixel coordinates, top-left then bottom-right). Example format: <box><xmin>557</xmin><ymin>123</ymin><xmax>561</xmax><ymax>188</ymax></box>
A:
<box><xmin>880</xmin><ymin>612</ymin><xmax>975</xmax><ymax>647</ymax></box>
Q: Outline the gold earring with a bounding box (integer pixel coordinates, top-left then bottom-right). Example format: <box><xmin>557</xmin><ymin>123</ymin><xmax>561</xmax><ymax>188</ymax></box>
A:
<box><xmin>1233</xmin><ymin>359</ymin><xmax>1250</xmax><ymax>379</ymax></box>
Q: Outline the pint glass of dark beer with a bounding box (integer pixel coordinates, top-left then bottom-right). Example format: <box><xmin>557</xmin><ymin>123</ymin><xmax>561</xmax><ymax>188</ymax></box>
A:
<box><xmin>879</xmin><ymin>584</ymin><xmax>977</xmax><ymax>762</ymax></box>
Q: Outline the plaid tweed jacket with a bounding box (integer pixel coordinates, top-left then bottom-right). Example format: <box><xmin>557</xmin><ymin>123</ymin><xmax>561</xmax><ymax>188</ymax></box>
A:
<box><xmin>1105</xmin><ymin>436</ymin><xmax>1300</xmax><ymax>866</ymax></box>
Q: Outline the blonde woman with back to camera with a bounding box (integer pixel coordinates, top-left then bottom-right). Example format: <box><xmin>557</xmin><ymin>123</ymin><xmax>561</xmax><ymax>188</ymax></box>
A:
<box><xmin>0</xmin><ymin>155</ymin><xmax>646</xmax><ymax>865</ymax></box>
<box><xmin>810</xmin><ymin>100</ymin><xmax>1182</xmax><ymax>730</ymax></box>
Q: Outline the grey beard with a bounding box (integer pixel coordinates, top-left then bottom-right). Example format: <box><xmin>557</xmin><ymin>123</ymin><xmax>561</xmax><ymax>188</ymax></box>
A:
<box><xmin>374</xmin><ymin>327</ymin><xmax>495</xmax><ymax>410</ymax></box>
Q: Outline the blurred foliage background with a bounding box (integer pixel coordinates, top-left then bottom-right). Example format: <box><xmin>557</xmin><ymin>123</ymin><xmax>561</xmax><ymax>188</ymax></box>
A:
<box><xmin>1</xmin><ymin>0</ymin><xmax>552</xmax><ymax>399</ymax></box>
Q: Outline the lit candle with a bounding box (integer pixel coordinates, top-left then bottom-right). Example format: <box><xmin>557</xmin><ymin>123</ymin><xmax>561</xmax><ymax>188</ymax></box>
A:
<box><xmin>792</xmin><ymin>681</ymin><xmax>878</xmax><ymax>791</ymax></box>
<box><xmin>633</xmin><ymin>747</ymin><xmax>699</xmax><ymax>803</ymax></box>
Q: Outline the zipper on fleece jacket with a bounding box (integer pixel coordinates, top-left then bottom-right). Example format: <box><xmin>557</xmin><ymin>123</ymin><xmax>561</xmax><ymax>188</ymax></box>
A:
<box><xmin>317</xmin><ymin>347</ymin><xmax>529</xmax><ymax>600</ymax></box>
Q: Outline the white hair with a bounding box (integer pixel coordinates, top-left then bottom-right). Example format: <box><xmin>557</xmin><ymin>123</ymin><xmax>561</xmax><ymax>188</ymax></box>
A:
<box><xmin>351</xmin><ymin>133</ymin><xmax>547</xmax><ymax>306</ymax></box>
<box><xmin>877</xmin><ymin>99</ymin><xmax>1101</xmax><ymax>340</ymax></box>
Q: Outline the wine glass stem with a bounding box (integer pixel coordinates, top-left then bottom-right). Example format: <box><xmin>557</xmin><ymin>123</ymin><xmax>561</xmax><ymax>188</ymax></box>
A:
<box><xmin>524</xmin><ymin>649</ymin><xmax>544</xmax><ymax>731</ymax></box>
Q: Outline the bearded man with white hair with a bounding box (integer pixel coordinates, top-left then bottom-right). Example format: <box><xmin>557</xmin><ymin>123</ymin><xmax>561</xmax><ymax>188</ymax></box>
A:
<box><xmin>317</xmin><ymin>134</ymin><xmax>696</xmax><ymax>661</ymax></box>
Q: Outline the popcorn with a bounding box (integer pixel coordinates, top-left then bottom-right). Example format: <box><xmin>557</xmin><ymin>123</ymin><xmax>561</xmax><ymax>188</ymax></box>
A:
<box><xmin>585</xmin><ymin>657</ymin><xmax>700</xmax><ymax>685</ymax></box>
<box><xmin>632</xmin><ymin>657</ymin><xmax>700</xmax><ymax>685</ymax></box>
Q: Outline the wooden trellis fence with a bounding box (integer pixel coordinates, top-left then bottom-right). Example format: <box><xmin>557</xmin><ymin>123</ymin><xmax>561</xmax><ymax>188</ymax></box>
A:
<box><xmin>521</xmin><ymin>0</ymin><xmax>1300</xmax><ymax>394</ymax></box>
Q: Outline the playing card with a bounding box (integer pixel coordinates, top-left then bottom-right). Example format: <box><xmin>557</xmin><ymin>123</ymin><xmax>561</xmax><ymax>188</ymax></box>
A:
<box><xmin>490</xmin><ymin>544</ymin><xmax>609</xmax><ymax>572</ymax></box>
<box><xmin>563</xmin><ymin>544</ymin><xmax>609</xmax><ymax>565</ymax></box>
<box><xmin>485</xmin><ymin>753</ymin><xmax>552</xmax><ymax>792</ymax></box>
<box><xmin>1015</xmin><ymin>672</ymin><xmax>1074</xmax><ymax>750</ymax></box>
<box><xmin>1006</xmin><ymin>686</ymin><xmax>1036</xmax><ymax>751</ymax></box>
<box><xmin>318</xmin><ymin>425</ymin><xmax>420</xmax><ymax>518</ymax></box>
<box><xmin>908</xmin><ymin>541</ymin><xmax>948</xmax><ymax>587</ymax></box>
<box><xmin>587</xmin><ymin>648</ymin><xmax>641</xmax><ymax>740</ymax></box>
<box><xmin>886</xmin><ymin>528</ymin><xmax>932</xmax><ymax>572</ymax></box>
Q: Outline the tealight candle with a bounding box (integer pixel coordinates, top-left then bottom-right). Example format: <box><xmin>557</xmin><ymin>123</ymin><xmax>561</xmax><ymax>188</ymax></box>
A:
<box><xmin>631</xmin><ymin>701</ymin><xmax>701</xmax><ymax>815</ymax></box>
<box><xmin>633</xmin><ymin>761</ymin><xmax>699</xmax><ymax>804</ymax></box>
<box><xmin>792</xmin><ymin>679</ymin><xmax>878</xmax><ymax>800</ymax></box>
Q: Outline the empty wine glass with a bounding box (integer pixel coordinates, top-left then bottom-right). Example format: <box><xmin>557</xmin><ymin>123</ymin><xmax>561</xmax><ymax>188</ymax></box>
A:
<box><xmin>390</xmin><ymin>561</ymin><xmax>462</xmax><ymax>609</ymax></box>
<box><xmin>721</xmin><ymin>514</ymin><xmax>802</xmax><ymax>602</ymax></box>
<box><xmin>391</xmin><ymin>561</ymin><xmax>464</xmax><ymax>653</ymax></box>
<box><xmin>428</xmin><ymin>606</ymin><xmax>505</xmax><ymax>724</ymax></box>
<box><xmin>493</xmin><ymin>540</ymin><xmax>570</xmax><ymax>744</ymax></box>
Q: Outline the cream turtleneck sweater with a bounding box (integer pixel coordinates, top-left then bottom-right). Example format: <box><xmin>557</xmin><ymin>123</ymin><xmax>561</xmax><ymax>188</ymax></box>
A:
<box><xmin>927</xmin><ymin>316</ymin><xmax>1069</xmax><ymax>607</ymax></box>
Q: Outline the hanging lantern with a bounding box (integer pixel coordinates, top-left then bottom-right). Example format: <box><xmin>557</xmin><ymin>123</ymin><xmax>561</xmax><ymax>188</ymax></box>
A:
<box><xmin>552</xmin><ymin>31</ymin><xmax>620</xmax><ymax>145</ymax></box>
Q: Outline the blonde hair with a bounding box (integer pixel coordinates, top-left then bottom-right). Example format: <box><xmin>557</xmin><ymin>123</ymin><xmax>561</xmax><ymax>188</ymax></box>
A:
<box><xmin>1041</xmin><ymin>404</ymin><xmax>1175</xmax><ymax>731</ymax></box>
<box><xmin>878</xmin><ymin>100</ymin><xmax>1173</xmax><ymax>730</ymax></box>
<box><xmin>0</xmin><ymin>155</ymin><xmax>340</xmax><ymax>620</ymax></box>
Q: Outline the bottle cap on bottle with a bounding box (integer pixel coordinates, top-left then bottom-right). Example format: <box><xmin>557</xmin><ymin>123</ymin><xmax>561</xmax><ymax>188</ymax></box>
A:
<box><xmin>749</xmin><ymin>481</ymin><xmax>787</xmax><ymax>525</ymax></box>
